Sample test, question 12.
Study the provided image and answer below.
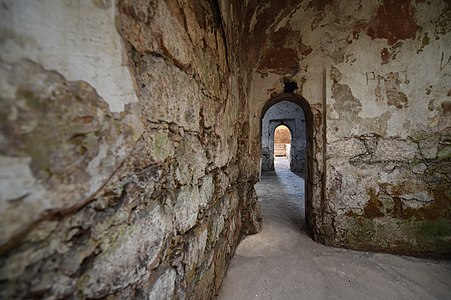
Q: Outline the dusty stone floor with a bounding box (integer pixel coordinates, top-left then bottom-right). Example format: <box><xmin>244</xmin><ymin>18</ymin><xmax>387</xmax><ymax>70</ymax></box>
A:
<box><xmin>218</xmin><ymin>157</ymin><xmax>451</xmax><ymax>300</ymax></box>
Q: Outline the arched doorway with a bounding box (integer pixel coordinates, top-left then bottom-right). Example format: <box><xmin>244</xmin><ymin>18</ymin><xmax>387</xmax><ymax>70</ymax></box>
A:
<box><xmin>274</xmin><ymin>125</ymin><xmax>290</xmax><ymax>158</ymax></box>
<box><xmin>259</xmin><ymin>93</ymin><xmax>314</xmax><ymax>233</ymax></box>
<box><xmin>261</xmin><ymin>102</ymin><xmax>306</xmax><ymax>174</ymax></box>
<box><xmin>273</xmin><ymin>125</ymin><xmax>291</xmax><ymax>172</ymax></box>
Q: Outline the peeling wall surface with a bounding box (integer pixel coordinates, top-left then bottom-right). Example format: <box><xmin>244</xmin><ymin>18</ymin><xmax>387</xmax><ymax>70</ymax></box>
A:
<box><xmin>0</xmin><ymin>0</ymin><xmax>261</xmax><ymax>298</ymax></box>
<box><xmin>0</xmin><ymin>0</ymin><xmax>450</xmax><ymax>298</ymax></box>
<box><xmin>261</xmin><ymin>101</ymin><xmax>306</xmax><ymax>172</ymax></box>
<box><xmin>240</xmin><ymin>0</ymin><xmax>451</xmax><ymax>254</ymax></box>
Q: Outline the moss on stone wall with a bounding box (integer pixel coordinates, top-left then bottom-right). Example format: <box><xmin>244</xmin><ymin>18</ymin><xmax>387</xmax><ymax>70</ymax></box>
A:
<box><xmin>0</xmin><ymin>0</ymin><xmax>261</xmax><ymax>299</ymax></box>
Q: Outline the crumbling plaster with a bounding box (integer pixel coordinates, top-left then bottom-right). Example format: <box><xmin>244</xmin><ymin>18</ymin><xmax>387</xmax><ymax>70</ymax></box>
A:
<box><xmin>0</xmin><ymin>0</ymin><xmax>450</xmax><ymax>298</ymax></box>
<box><xmin>0</xmin><ymin>0</ymin><xmax>138</xmax><ymax>113</ymax></box>
<box><xmin>243</xmin><ymin>0</ymin><xmax>451</xmax><ymax>253</ymax></box>
<box><xmin>0</xmin><ymin>0</ymin><xmax>144</xmax><ymax>249</ymax></box>
<box><xmin>0</xmin><ymin>0</ymin><xmax>262</xmax><ymax>298</ymax></box>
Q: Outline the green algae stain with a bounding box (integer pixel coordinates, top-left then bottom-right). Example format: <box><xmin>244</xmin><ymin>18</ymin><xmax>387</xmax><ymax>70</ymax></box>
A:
<box><xmin>345</xmin><ymin>215</ymin><xmax>451</xmax><ymax>254</ymax></box>
<box><xmin>437</xmin><ymin>146</ymin><xmax>451</xmax><ymax>160</ymax></box>
<box><xmin>417</xmin><ymin>218</ymin><xmax>451</xmax><ymax>237</ymax></box>
<box><xmin>346</xmin><ymin>217</ymin><xmax>376</xmax><ymax>244</ymax></box>
<box><xmin>150</xmin><ymin>130</ymin><xmax>172</xmax><ymax>162</ymax></box>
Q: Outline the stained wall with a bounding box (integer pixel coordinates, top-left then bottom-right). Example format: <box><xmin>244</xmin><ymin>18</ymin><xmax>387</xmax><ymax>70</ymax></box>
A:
<box><xmin>242</xmin><ymin>0</ymin><xmax>451</xmax><ymax>255</ymax></box>
<box><xmin>0</xmin><ymin>0</ymin><xmax>261</xmax><ymax>298</ymax></box>
<box><xmin>0</xmin><ymin>0</ymin><xmax>450</xmax><ymax>298</ymax></box>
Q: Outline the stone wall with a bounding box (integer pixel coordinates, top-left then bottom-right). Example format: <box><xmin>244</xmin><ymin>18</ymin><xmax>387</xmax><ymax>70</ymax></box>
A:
<box><xmin>243</xmin><ymin>0</ymin><xmax>451</xmax><ymax>255</ymax></box>
<box><xmin>1</xmin><ymin>1</ymin><xmax>450</xmax><ymax>298</ymax></box>
<box><xmin>323</xmin><ymin>0</ymin><xmax>451</xmax><ymax>256</ymax></box>
<box><xmin>0</xmin><ymin>0</ymin><xmax>261</xmax><ymax>298</ymax></box>
<box><xmin>261</xmin><ymin>101</ymin><xmax>306</xmax><ymax>172</ymax></box>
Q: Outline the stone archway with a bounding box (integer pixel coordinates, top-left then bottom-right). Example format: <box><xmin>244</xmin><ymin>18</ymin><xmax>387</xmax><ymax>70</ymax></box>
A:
<box><xmin>262</xmin><ymin>119</ymin><xmax>296</xmax><ymax>171</ymax></box>
<box><xmin>260</xmin><ymin>93</ymin><xmax>317</xmax><ymax>235</ymax></box>
<box><xmin>261</xmin><ymin>106</ymin><xmax>306</xmax><ymax>173</ymax></box>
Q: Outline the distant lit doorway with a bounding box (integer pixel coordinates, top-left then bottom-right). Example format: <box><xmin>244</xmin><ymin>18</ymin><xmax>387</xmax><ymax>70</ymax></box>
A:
<box><xmin>274</xmin><ymin>125</ymin><xmax>291</xmax><ymax>158</ymax></box>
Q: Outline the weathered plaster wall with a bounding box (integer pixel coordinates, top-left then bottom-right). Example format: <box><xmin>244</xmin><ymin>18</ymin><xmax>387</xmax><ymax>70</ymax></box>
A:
<box><xmin>0</xmin><ymin>0</ymin><xmax>138</xmax><ymax>113</ymax></box>
<box><xmin>1</xmin><ymin>0</ymin><xmax>449</xmax><ymax>297</ymax></box>
<box><xmin>0</xmin><ymin>0</ymin><xmax>143</xmax><ymax>249</ymax></box>
<box><xmin>243</xmin><ymin>0</ymin><xmax>451</xmax><ymax>255</ymax></box>
<box><xmin>321</xmin><ymin>0</ymin><xmax>451</xmax><ymax>255</ymax></box>
<box><xmin>261</xmin><ymin>101</ymin><xmax>306</xmax><ymax>172</ymax></box>
<box><xmin>0</xmin><ymin>0</ymin><xmax>261</xmax><ymax>299</ymax></box>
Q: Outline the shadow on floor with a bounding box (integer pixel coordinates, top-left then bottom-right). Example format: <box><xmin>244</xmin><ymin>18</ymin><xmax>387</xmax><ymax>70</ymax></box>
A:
<box><xmin>259</xmin><ymin>157</ymin><xmax>307</xmax><ymax>234</ymax></box>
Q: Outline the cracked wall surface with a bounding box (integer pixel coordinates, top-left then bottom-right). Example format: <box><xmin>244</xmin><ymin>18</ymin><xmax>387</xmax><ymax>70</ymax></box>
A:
<box><xmin>242</xmin><ymin>0</ymin><xmax>450</xmax><ymax>255</ymax></box>
<box><xmin>0</xmin><ymin>0</ymin><xmax>261</xmax><ymax>298</ymax></box>
<box><xmin>0</xmin><ymin>0</ymin><xmax>450</xmax><ymax>298</ymax></box>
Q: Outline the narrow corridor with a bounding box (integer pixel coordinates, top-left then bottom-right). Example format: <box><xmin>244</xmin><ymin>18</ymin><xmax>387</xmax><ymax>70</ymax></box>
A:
<box><xmin>218</xmin><ymin>158</ymin><xmax>451</xmax><ymax>300</ymax></box>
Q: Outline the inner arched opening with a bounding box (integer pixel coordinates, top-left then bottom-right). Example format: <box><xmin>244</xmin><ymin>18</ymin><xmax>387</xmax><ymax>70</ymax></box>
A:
<box><xmin>274</xmin><ymin>125</ymin><xmax>291</xmax><ymax>163</ymax></box>
<box><xmin>273</xmin><ymin>124</ymin><xmax>292</xmax><ymax>173</ymax></box>
<box><xmin>261</xmin><ymin>102</ymin><xmax>307</xmax><ymax>174</ymax></box>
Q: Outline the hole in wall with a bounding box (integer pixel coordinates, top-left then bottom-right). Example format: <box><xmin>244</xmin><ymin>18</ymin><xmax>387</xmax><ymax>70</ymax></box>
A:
<box><xmin>283</xmin><ymin>78</ymin><xmax>298</xmax><ymax>93</ymax></box>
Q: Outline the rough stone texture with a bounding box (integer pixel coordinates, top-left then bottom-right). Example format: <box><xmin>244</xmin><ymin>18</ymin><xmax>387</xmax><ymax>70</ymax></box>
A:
<box><xmin>0</xmin><ymin>0</ymin><xmax>261</xmax><ymax>299</ymax></box>
<box><xmin>0</xmin><ymin>0</ymin><xmax>139</xmax><ymax>113</ymax></box>
<box><xmin>0</xmin><ymin>0</ymin><xmax>450</xmax><ymax>298</ymax></box>
<box><xmin>0</xmin><ymin>59</ymin><xmax>142</xmax><ymax>248</ymax></box>
<box><xmin>261</xmin><ymin>101</ymin><xmax>306</xmax><ymax>172</ymax></box>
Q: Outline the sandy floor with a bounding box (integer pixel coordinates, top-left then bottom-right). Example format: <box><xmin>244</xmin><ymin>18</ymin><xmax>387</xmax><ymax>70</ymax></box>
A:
<box><xmin>218</xmin><ymin>157</ymin><xmax>451</xmax><ymax>300</ymax></box>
